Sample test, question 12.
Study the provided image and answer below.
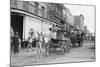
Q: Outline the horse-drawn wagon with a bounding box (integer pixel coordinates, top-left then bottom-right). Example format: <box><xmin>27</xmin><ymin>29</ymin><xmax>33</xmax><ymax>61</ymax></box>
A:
<box><xmin>45</xmin><ymin>38</ymin><xmax>71</xmax><ymax>54</ymax></box>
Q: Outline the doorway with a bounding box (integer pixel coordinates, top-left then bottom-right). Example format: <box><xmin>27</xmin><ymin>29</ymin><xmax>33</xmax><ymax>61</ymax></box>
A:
<box><xmin>11</xmin><ymin>13</ymin><xmax>24</xmax><ymax>40</ymax></box>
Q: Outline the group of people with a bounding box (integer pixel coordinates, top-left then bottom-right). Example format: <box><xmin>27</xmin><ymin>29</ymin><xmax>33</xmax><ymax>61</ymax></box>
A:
<box><xmin>11</xmin><ymin>28</ymin><xmax>50</xmax><ymax>58</ymax></box>
<box><xmin>70</xmin><ymin>30</ymin><xmax>86</xmax><ymax>48</ymax></box>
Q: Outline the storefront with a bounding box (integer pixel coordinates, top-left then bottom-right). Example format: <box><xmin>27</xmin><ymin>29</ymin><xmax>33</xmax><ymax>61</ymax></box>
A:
<box><xmin>24</xmin><ymin>15</ymin><xmax>56</xmax><ymax>41</ymax></box>
<box><xmin>11</xmin><ymin>10</ymin><xmax>58</xmax><ymax>42</ymax></box>
<box><xmin>24</xmin><ymin>16</ymin><xmax>42</xmax><ymax>40</ymax></box>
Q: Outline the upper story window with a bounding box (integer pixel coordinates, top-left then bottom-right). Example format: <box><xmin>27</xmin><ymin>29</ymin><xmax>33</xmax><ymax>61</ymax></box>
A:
<box><xmin>11</xmin><ymin>0</ymin><xmax>18</xmax><ymax>8</ymax></box>
<box><xmin>41</xmin><ymin>6</ymin><xmax>45</xmax><ymax>17</ymax></box>
<box><xmin>35</xmin><ymin>2</ymin><xmax>39</xmax><ymax>14</ymax></box>
<box><xmin>35</xmin><ymin>2</ymin><xmax>39</xmax><ymax>8</ymax></box>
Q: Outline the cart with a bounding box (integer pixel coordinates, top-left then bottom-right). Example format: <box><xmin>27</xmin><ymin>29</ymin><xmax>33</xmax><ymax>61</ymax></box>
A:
<box><xmin>47</xmin><ymin>38</ymin><xmax>71</xmax><ymax>53</ymax></box>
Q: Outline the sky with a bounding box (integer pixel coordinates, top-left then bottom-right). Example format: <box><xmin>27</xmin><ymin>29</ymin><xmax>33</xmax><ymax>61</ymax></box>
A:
<box><xmin>64</xmin><ymin>4</ymin><xmax>95</xmax><ymax>33</ymax></box>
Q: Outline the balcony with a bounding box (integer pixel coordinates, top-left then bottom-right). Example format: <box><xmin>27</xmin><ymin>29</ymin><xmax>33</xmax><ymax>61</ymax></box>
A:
<box><xmin>11</xmin><ymin>1</ymin><xmax>46</xmax><ymax>19</ymax></box>
<box><xmin>48</xmin><ymin>9</ymin><xmax>66</xmax><ymax>22</ymax></box>
<box><xmin>10</xmin><ymin>0</ymin><xmax>66</xmax><ymax>29</ymax></box>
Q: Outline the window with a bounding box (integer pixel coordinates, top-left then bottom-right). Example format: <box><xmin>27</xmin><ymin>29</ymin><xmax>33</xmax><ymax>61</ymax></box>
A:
<box><xmin>35</xmin><ymin>2</ymin><xmax>39</xmax><ymax>15</ymax></box>
<box><xmin>41</xmin><ymin>6</ymin><xmax>45</xmax><ymax>17</ymax></box>
<box><xmin>23</xmin><ymin>2</ymin><xmax>29</xmax><ymax>10</ymax></box>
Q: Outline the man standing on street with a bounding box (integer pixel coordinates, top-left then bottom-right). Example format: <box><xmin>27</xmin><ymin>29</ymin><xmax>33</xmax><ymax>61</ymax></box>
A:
<box><xmin>80</xmin><ymin>32</ymin><xmax>86</xmax><ymax>47</ymax></box>
<box><xmin>13</xmin><ymin>32</ymin><xmax>20</xmax><ymax>54</ymax></box>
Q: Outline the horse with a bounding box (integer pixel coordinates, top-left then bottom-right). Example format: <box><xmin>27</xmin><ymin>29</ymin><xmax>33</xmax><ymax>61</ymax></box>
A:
<box><xmin>33</xmin><ymin>32</ymin><xmax>46</xmax><ymax>58</ymax></box>
<box><xmin>35</xmin><ymin>32</ymin><xmax>53</xmax><ymax>58</ymax></box>
<box><xmin>70</xmin><ymin>32</ymin><xmax>85</xmax><ymax>47</ymax></box>
<box><xmin>70</xmin><ymin>34</ymin><xmax>77</xmax><ymax>47</ymax></box>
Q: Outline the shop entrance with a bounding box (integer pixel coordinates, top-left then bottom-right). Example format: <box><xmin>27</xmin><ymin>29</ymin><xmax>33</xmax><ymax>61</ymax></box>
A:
<box><xmin>11</xmin><ymin>13</ymin><xmax>24</xmax><ymax>40</ymax></box>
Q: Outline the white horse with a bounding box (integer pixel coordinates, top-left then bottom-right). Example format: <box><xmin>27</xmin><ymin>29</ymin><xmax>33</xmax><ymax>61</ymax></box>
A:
<box><xmin>35</xmin><ymin>32</ymin><xmax>51</xmax><ymax>58</ymax></box>
<box><xmin>34</xmin><ymin>32</ymin><xmax>44</xmax><ymax>58</ymax></box>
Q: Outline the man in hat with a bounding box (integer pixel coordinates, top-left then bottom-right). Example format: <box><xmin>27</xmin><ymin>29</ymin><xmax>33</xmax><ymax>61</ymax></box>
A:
<box><xmin>76</xmin><ymin>30</ymin><xmax>82</xmax><ymax>47</ymax></box>
<box><xmin>80</xmin><ymin>32</ymin><xmax>86</xmax><ymax>47</ymax></box>
<box><xmin>70</xmin><ymin>31</ymin><xmax>76</xmax><ymax>47</ymax></box>
<box><xmin>13</xmin><ymin>32</ymin><xmax>20</xmax><ymax>54</ymax></box>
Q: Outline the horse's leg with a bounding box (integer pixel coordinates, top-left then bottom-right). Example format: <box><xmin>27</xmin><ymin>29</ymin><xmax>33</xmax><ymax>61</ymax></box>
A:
<box><xmin>39</xmin><ymin>42</ymin><xmax>43</xmax><ymax>58</ymax></box>
<box><xmin>45</xmin><ymin>43</ymin><xmax>49</xmax><ymax>56</ymax></box>
<box><xmin>36</xmin><ymin>42</ymin><xmax>40</xmax><ymax>58</ymax></box>
<box><xmin>30</xmin><ymin>42</ymin><xmax>33</xmax><ymax>49</ymax></box>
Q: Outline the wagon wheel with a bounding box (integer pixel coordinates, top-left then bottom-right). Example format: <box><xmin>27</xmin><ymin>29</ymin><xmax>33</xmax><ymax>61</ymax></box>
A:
<box><xmin>45</xmin><ymin>43</ymin><xmax>51</xmax><ymax>55</ymax></box>
<box><xmin>63</xmin><ymin>41</ymin><xmax>71</xmax><ymax>52</ymax></box>
<box><xmin>59</xmin><ymin>42</ymin><xmax>65</xmax><ymax>52</ymax></box>
<box><xmin>67</xmin><ymin>41</ymin><xmax>71</xmax><ymax>52</ymax></box>
<box><xmin>48</xmin><ymin>43</ymin><xmax>54</xmax><ymax>53</ymax></box>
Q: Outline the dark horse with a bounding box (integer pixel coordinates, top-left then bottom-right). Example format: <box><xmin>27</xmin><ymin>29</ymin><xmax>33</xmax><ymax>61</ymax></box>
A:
<box><xmin>70</xmin><ymin>32</ymin><xmax>85</xmax><ymax>47</ymax></box>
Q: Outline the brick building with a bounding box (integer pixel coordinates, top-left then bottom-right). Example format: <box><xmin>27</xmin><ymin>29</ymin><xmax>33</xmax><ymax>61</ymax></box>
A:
<box><xmin>74</xmin><ymin>14</ymin><xmax>84</xmax><ymax>30</ymax></box>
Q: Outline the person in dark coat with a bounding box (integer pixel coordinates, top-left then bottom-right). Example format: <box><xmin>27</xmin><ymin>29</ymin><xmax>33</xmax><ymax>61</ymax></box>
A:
<box><xmin>13</xmin><ymin>32</ymin><xmax>20</xmax><ymax>54</ymax></box>
<box><xmin>80</xmin><ymin>32</ymin><xmax>86</xmax><ymax>47</ymax></box>
<box><xmin>70</xmin><ymin>32</ymin><xmax>76</xmax><ymax>48</ymax></box>
<box><xmin>76</xmin><ymin>32</ymin><xmax>82</xmax><ymax>47</ymax></box>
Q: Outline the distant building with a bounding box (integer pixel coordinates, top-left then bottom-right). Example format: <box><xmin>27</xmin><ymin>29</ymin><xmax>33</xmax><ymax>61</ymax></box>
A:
<box><xmin>74</xmin><ymin>14</ymin><xmax>84</xmax><ymax>30</ymax></box>
<box><xmin>84</xmin><ymin>26</ymin><xmax>87</xmax><ymax>32</ymax></box>
<box><xmin>65</xmin><ymin>8</ymin><xmax>74</xmax><ymax>33</ymax></box>
<box><xmin>83</xmin><ymin>26</ymin><xmax>90</xmax><ymax>35</ymax></box>
<box><xmin>65</xmin><ymin>8</ymin><xmax>74</xmax><ymax>25</ymax></box>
